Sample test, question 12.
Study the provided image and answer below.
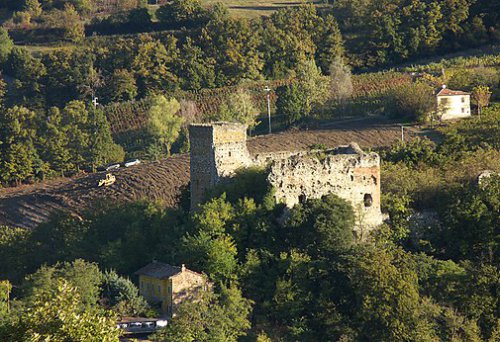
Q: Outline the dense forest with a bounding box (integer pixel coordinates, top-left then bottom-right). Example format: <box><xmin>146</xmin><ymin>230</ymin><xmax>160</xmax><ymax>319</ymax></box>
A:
<box><xmin>0</xmin><ymin>0</ymin><xmax>499</xmax><ymax>340</ymax></box>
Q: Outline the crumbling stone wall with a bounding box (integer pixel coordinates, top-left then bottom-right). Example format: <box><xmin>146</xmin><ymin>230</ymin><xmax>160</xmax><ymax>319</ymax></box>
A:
<box><xmin>266</xmin><ymin>145</ymin><xmax>384</xmax><ymax>234</ymax></box>
<box><xmin>189</xmin><ymin>122</ymin><xmax>384</xmax><ymax>232</ymax></box>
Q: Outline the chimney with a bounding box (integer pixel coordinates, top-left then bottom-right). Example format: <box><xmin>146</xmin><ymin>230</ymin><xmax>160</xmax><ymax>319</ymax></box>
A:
<box><xmin>181</xmin><ymin>264</ymin><xmax>186</xmax><ymax>272</ymax></box>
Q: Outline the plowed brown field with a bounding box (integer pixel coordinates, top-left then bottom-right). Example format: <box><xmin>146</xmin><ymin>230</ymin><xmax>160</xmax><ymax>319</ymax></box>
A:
<box><xmin>0</xmin><ymin>119</ymin><xmax>420</xmax><ymax>229</ymax></box>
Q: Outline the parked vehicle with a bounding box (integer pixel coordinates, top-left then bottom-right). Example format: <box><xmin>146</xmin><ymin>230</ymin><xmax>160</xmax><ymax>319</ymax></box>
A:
<box><xmin>124</xmin><ymin>159</ymin><xmax>141</xmax><ymax>167</ymax></box>
<box><xmin>105</xmin><ymin>163</ymin><xmax>121</xmax><ymax>171</ymax></box>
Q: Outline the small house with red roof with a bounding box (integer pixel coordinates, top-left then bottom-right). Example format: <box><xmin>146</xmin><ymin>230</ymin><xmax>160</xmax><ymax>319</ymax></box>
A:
<box><xmin>135</xmin><ymin>261</ymin><xmax>208</xmax><ymax>316</ymax></box>
<box><xmin>436</xmin><ymin>85</ymin><xmax>471</xmax><ymax>120</ymax></box>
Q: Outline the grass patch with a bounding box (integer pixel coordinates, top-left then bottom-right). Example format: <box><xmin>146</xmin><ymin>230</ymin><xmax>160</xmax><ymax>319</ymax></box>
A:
<box><xmin>202</xmin><ymin>0</ymin><xmax>319</xmax><ymax>18</ymax></box>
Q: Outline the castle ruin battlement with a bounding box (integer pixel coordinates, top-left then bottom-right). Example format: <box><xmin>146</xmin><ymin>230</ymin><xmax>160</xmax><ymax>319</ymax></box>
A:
<box><xmin>189</xmin><ymin>122</ymin><xmax>384</xmax><ymax>232</ymax></box>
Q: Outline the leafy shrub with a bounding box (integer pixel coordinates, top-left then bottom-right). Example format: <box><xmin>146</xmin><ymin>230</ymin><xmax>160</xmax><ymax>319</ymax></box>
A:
<box><xmin>382</xmin><ymin>138</ymin><xmax>439</xmax><ymax>166</ymax></box>
<box><xmin>386</xmin><ymin>83</ymin><xmax>435</xmax><ymax>122</ymax></box>
<box><xmin>448</xmin><ymin>67</ymin><xmax>500</xmax><ymax>92</ymax></box>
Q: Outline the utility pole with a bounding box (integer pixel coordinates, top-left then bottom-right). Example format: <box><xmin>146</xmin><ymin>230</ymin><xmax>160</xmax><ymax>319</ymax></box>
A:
<box><xmin>264</xmin><ymin>86</ymin><xmax>271</xmax><ymax>134</ymax></box>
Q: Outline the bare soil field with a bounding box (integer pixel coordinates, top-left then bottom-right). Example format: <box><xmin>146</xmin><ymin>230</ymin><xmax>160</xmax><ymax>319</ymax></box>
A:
<box><xmin>0</xmin><ymin>119</ymin><xmax>420</xmax><ymax>229</ymax></box>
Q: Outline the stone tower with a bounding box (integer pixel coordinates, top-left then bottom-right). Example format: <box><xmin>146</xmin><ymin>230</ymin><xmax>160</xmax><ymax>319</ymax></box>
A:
<box><xmin>189</xmin><ymin>122</ymin><xmax>252</xmax><ymax>209</ymax></box>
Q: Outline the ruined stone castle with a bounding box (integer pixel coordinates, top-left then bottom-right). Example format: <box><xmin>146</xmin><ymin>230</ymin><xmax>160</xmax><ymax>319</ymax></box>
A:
<box><xmin>189</xmin><ymin>122</ymin><xmax>384</xmax><ymax>233</ymax></box>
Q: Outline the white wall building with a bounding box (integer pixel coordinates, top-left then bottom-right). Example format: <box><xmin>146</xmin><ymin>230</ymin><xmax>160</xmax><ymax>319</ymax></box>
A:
<box><xmin>436</xmin><ymin>86</ymin><xmax>471</xmax><ymax>121</ymax></box>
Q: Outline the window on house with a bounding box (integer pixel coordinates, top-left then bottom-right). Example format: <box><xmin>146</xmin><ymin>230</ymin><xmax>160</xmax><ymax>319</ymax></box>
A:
<box><xmin>462</xmin><ymin>108</ymin><xmax>465</xmax><ymax>113</ymax></box>
<box><xmin>462</xmin><ymin>97</ymin><xmax>465</xmax><ymax>103</ymax></box>
<box><xmin>364</xmin><ymin>194</ymin><xmax>373</xmax><ymax>208</ymax></box>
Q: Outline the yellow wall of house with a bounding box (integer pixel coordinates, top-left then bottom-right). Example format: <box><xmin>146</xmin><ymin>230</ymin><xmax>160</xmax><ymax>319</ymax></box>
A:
<box><xmin>138</xmin><ymin>276</ymin><xmax>173</xmax><ymax>313</ymax></box>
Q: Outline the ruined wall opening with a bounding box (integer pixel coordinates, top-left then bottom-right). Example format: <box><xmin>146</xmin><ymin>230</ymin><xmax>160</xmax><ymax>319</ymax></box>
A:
<box><xmin>364</xmin><ymin>194</ymin><xmax>373</xmax><ymax>207</ymax></box>
<box><xmin>298</xmin><ymin>194</ymin><xmax>306</xmax><ymax>204</ymax></box>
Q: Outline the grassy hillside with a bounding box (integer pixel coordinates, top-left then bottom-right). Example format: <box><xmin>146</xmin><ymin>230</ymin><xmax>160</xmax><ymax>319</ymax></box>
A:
<box><xmin>200</xmin><ymin>0</ymin><xmax>318</xmax><ymax>18</ymax></box>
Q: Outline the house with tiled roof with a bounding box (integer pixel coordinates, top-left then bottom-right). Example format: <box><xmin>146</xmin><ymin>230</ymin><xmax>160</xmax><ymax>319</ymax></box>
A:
<box><xmin>135</xmin><ymin>261</ymin><xmax>208</xmax><ymax>316</ymax></box>
<box><xmin>436</xmin><ymin>85</ymin><xmax>471</xmax><ymax>120</ymax></box>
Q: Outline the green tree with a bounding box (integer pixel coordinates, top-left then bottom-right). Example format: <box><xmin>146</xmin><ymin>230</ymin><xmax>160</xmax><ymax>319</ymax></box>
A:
<box><xmin>106</xmin><ymin>68</ymin><xmax>137</xmax><ymax>102</ymax></box>
<box><xmin>276</xmin><ymin>59</ymin><xmax>328</xmax><ymax>125</ymax></box>
<box><xmin>39</xmin><ymin>107</ymin><xmax>71</xmax><ymax>175</ymax></box>
<box><xmin>62</xmin><ymin>100</ymin><xmax>90</xmax><ymax>170</ymax></box>
<box><xmin>315</xmin><ymin>14</ymin><xmax>344</xmax><ymax>73</ymax></box>
<box><xmin>457</xmin><ymin>262</ymin><xmax>499</xmax><ymax>339</ymax></box>
<box><xmin>212</xmin><ymin>89</ymin><xmax>259</xmax><ymax>128</ymax></box>
<box><xmin>156</xmin><ymin>0</ymin><xmax>208</xmax><ymax>27</ymax></box>
<box><xmin>23</xmin><ymin>0</ymin><xmax>42</xmax><ymax>15</ymax></box>
<box><xmin>0</xmin><ymin>279</ymin><xmax>121</xmax><ymax>341</ymax></box>
<box><xmin>198</xmin><ymin>8</ymin><xmax>262</xmax><ymax>85</ymax></box>
<box><xmin>152</xmin><ymin>284</ymin><xmax>252</xmax><ymax>342</ymax></box>
<box><xmin>146</xmin><ymin>95</ymin><xmax>184</xmax><ymax>157</ymax></box>
<box><xmin>352</xmin><ymin>247</ymin><xmax>424</xmax><ymax>341</ymax></box>
<box><xmin>22</xmin><ymin>259</ymin><xmax>104</xmax><ymax>309</ymax></box>
<box><xmin>0</xmin><ymin>226</ymin><xmax>30</xmax><ymax>283</ymax></box>
<box><xmin>184</xmin><ymin>195</ymin><xmax>239</xmax><ymax>283</ymax></box>
<box><xmin>184</xmin><ymin>231</ymin><xmax>238</xmax><ymax>284</ymax></box>
<box><xmin>262</xmin><ymin>4</ymin><xmax>318</xmax><ymax>77</ymax></box>
<box><xmin>43</xmin><ymin>49</ymin><xmax>94</xmax><ymax>106</ymax></box>
<box><xmin>101</xmin><ymin>270</ymin><xmax>150</xmax><ymax>317</ymax></box>
<box><xmin>178</xmin><ymin>37</ymin><xmax>216</xmax><ymax>91</ymax></box>
<box><xmin>296</xmin><ymin>59</ymin><xmax>329</xmax><ymax>110</ymax></box>
<box><xmin>387</xmin><ymin>82</ymin><xmax>435</xmax><ymax>121</ymax></box>
<box><xmin>132</xmin><ymin>38</ymin><xmax>179</xmax><ymax>96</ymax></box>
<box><xmin>471</xmin><ymin>85</ymin><xmax>492</xmax><ymax>118</ymax></box>
<box><xmin>0</xmin><ymin>28</ymin><xmax>14</xmax><ymax>64</ymax></box>
<box><xmin>86</xmin><ymin>106</ymin><xmax>125</xmax><ymax>170</ymax></box>
<box><xmin>61</xmin><ymin>4</ymin><xmax>85</xmax><ymax>42</ymax></box>
<box><xmin>442</xmin><ymin>175</ymin><xmax>499</xmax><ymax>264</ymax></box>
<box><xmin>5</xmin><ymin>47</ymin><xmax>46</xmax><ymax>109</ymax></box>
<box><xmin>0</xmin><ymin>74</ymin><xmax>6</xmax><ymax>106</ymax></box>
<box><xmin>0</xmin><ymin>106</ymin><xmax>39</xmax><ymax>184</ymax></box>
<box><xmin>276</xmin><ymin>83</ymin><xmax>309</xmax><ymax>125</ymax></box>
<box><xmin>0</xmin><ymin>280</ymin><xmax>12</xmax><ymax>319</ymax></box>
<box><xmin>286</xmin><ymin>194</ymin><xmax>355</xmax><ymax>257</ymax></box>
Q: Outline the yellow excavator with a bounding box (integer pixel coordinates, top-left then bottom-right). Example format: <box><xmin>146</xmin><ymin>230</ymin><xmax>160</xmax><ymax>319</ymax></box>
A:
<box><xmin>98</xmin><ymin>173</ymin><xmax>116</xmax><ymax>187</ymax></box>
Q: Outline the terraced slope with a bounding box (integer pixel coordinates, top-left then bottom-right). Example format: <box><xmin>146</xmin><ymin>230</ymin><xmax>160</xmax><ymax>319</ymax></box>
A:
<box><xmin>0</xmin><ymin>120</ymin><xmax>418</xmax><ymax>229</ymax></box>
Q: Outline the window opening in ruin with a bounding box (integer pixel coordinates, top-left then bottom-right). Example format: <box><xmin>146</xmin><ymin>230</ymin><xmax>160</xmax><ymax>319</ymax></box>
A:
<box><xmin>371</xmin><ymin>175</ymin><xmax>377</xmax><ymax>185</ymax></box>
<box><xmin>350</xmin><ymin>175</ymin><xmax>354</xmax><ymax>181</ymax></box>
<box><xmin>229</xmin><ymin>151</ymin><xmax>232</xmax><ymax>157</ymax></box>
<box><xmin>364</xmin><ymin>194</ymin><xmax>373</xmax><ymax>207</ymax></box>
<box><xmin>298</xmin><ymin>194</ymin><xmax>306</xmax><ymax>203</ymax></box>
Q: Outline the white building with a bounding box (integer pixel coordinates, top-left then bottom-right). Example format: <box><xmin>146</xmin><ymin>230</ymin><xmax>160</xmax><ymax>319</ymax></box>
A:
<box><xmin>436</xmin><ymin>86</ymin><xmax>471</xmax><ymax>121</ymax></box>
